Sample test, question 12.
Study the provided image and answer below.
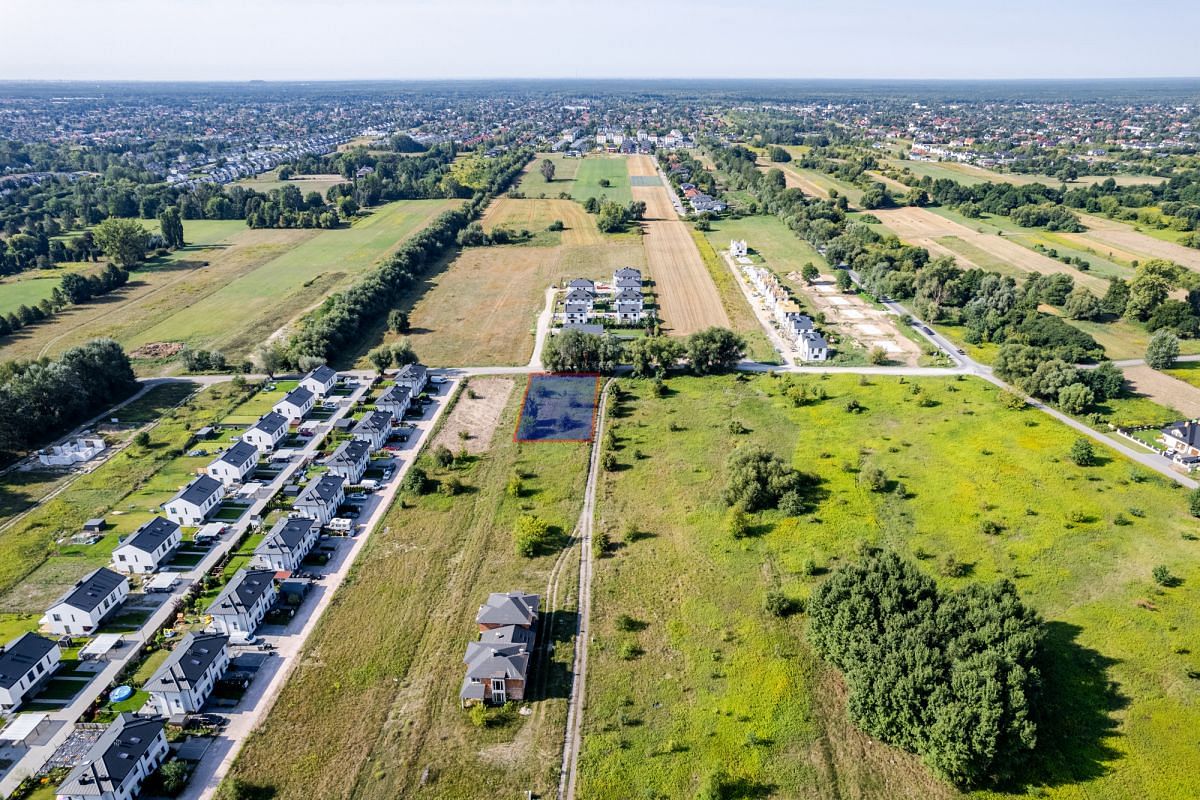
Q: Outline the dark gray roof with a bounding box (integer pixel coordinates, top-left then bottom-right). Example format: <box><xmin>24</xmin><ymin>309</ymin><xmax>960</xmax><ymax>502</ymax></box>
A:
<box><xmin>1164</xmin><ymin>420</ymin><xmax>1200</xmax><ymax>448</ymax></box>
<box><xmin>279</xmin><ymin>386</ymin><xmax>314</xmax><ymax>408</ymax></box>
<box><xmin>353</xmin><ymin>411</ymin><xmax>392</xmax><ymax>435</ymax></box>
<box><xmin>328</xmin><ymin>439</ymin><xmax>370</xmax><ymax>468</ymax></box>
<box><xmin>144</xmin><ymin>632</ymin><xmax>228</xmax><ymax>694</ymax></box>
<box><xmin>614</xmin><ymin>288</ymin><xmax>643</xmax><ymax>302</ymax></box>
<box><xmin>252</xmin><ymin>412</ymin><xmax>288</xmax><ymax>436</ymax></box>
<box><xmin>561</xmin><ymin>324</ymin><xmax>605</xmax><ymax>336</ymax></box>
<box><xmin>476</xmin><ymin>592</ymin><xmax>539</xmax><ymax>627</ymax></box>
<box><xmin>565</xmin><ymin>288</ymin><xmax>595</xmax><ymax>304</ymax></box>
<box><xmin>377</xmin><ymin>384</ymin><xmax>410</xmax><ymax>405</ymax></box>
<box><xmin>0</xmin><ymin>633</ymin><xmax>56</xmax><ymax>689</ymax></box>
<box><xmin>614</xmin><ymin>267</ymin><xmax>641</xmax><ymax>277</ymax></box>
<box><xmin>800</xmin><ymin>330</ymin><xmax>828</xmax><ymax>349</ymax></box>
<box><xmin>172</xmin><ymin>475</ymin><xmax>223</xmax><ymax>508</ymax></box>
<box><xmin>58</xmin><ymin>714</ymin><xmax>165</xmax><ymax>796</ymax></box>
<box><xmin>51</xmin><ymin>567</ymin><xmax>127</xmax><ymax>614</ymax></box>
<box><xmin>395</xmin><ymin>363</ymin><xmax>427</xmax><ymax>384</ymax></box>
<box><xmin>121</xmin><ymin>516</ymin><xmax>180</xmax><ymax>555</ymax></box>
<box><xmin>305</xmin><ymin>365</ymin><xmax>337</xmax><ymax>385</ymax></box>
<box><xmin>217</xmin><ymin>440</ymin><xmax>259</xmax><ymax>468</ymax></box>
<box><xmin>568</xmin><ymin>278</ymin><xmax>595</xmax><ymax>291</ymax></box>
<box><xmin>207</xmin><ymin>569</ymin><xmax>276</xmax><ymax>617</ymax></box>
<box><xmin>256</xmin><ymin>517</ymin><xmax>317</xmax><ymax>558</ymax></box>
<box><xmin>297</xmin><ymin>474</ymin><xmax>344</xmax><ymax>505</ymax></box>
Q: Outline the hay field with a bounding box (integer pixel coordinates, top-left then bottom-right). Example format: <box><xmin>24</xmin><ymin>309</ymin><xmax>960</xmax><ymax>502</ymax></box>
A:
<box><xmin>1072</xmin><ymin>213</ymin><xmax>1200</xmax><ymax>273</ymax></box>
<box><xmin>628</xmin><ymin>154</ymin><xmax>729</xmax><ymax>335</ymax></box>
<box><xmin>483</xmin><ymin>197</ymin><xmax>604</xmax><ymax>246</ymax></box>
<box><xmin>1119</xmin><ymin>364</ymin><xmax>1200</xmax><ymax>419</ymax></box>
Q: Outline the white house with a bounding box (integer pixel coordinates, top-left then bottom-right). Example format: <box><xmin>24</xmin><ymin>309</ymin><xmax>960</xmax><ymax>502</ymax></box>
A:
<box><xmin>273</xmin><ymin>386</ymin><xmax>315</xmax><ymax>422</ymax></box>
<box><xmin>299</xmin><ymin>365</ymin><xmax>337</xmax><ymax>397</ymax></box>
<box><xmin>242</xmin><ymin>412</ymin><xmax>288</xmax><ymax>453</ymax></box>
<box><xmin>394</xmin><ymin>363</ymin><xmax>428</xmax><ymax>396</ymax></box>
<box><xmin>293</xmin><ymin>474</ymin><xmax>345</xmax><ymax>527</ymax></box>
<box><xmin>0</xmin><ymin>633</ymin><xmax>60</xmax><ymax>710</ymax></box>
<box><xmin>38</xmin><ymin>437</ymin><xmax>105</xmax><ymax>467</ymax></box>
<box><xmin>730</xmin><ymin>239</ymin><xmax>748</xmax><ymax>258</ymax></box>
<box><xmin>111</xmin><ymin>517</ymin><xmax>181</xmax><ymax>574</ymax></box>
<box><xmin>613</xmin><ymin>288</ymin><xmax>646</xmax><ymax>324</ymax></box>
<box><xmin>205</xmin><ymin>440</ymin><xmax>259</xmax><ymax>487</ymax></box>
<box><xmin>376</xmin><ymin>384</ymin><xmax>411</xmax><ymax>420</ymax></box>
<box><xmin>56</xmin><ymin>714</ymin><xmax>168</xmax><ymax>800</ymax></box>
<box><xmin>613</xmin><ymin>267</ymin><xmax>642</xmax><ymax>290</ymax></box>
<box><xmin>325</xmin><ymin>439</ymin><xmax>370</xmax><ymax>484</ymax></box>
<box><xmin>164</xmin><ymin>475</ymin><xmax>225</xmax><ymax>527</ymax></box>
<box><xmin>351</xmin><ymin>410</ymin><xmax>393</xmax><ymax>452</ymax></box>
<box><xmin>41</xmin><ymin>567</ymin><xmax>130</xmax><ymax>637</ymax></box>
<box><xmin>251</xmin><ymin>517</ymin><xmax>319</xmax><ymax>572</ymax></box>
<box><xmin>206</xmin><ymin>569</ymin><xmax>278</xmax><ymax>636</ymax></box>
<box><xmin>797</xmin><ymin>330</ymin><xmax>830</xmax><ymax>362</ymax></box>
<box><xmin>145</xmin><ymin>632</ymin><xmax>230</xmax><ymax>717</ymax></box>
<box><xmin>562</xmin><ymin>288</ymin><xmax>595</xmax><ymax>324</ymax></box>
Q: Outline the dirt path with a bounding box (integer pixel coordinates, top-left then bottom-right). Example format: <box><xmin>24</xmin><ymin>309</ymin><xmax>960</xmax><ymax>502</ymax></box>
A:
<box><xmin>874</xmin><ymin>207</ymin><xmax>1109</xmax><ymax>294</ymax></box>
<box><xmin>627</xmin><ymin>156</ymin><xmax>729</xmax><ymax>335</ymax></box>
<box><xmin>1075</xmin><ymin>213</ymin><xmax>1200</xmax><ymax>272</ymax></box>
<box><xmin>1121</xmin><ymin>365</ymin><xmax>1200</xmax><ymax>418</ymax></box>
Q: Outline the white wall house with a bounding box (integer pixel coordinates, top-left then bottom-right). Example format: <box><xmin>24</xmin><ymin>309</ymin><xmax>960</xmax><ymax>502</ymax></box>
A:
<box><xmin>206</xmin><ymin>569</ymin><xmax>278</xmax><ymax>636</ymax></box>
<box><xmin>145</xmin><ymin>632</ymin><xmax>230</xmax><ymax>717</ymax></box>
<box><xmin>562</xmin><ymin>288</ymin><xmax>595</xmax><ymax>324</ymax></box>
<box><xmin>273</xmin><ymin>386</ymin><xmax>315</xmax><ymax>423</ymax></box>
<box><xmin>394</xmin><ymin>363</ymin><xmax>428</xmax><ymax>396</ymax></box>
<box><xmin>41</xmin><ymin>567</ymin><xmax>130</xmax><ymax>637</ymax></box>
<box><xmin>38</xmin><ymin>437</ymin><xmax>105</xmax><ymax>467</ymax></box>
<box><xmin>56</xmin><ymin>714</ymin><xmax>168</xmax><ymax>800</ymax></box>
<box><xmin>375</xmin><ymin>384</ymin><xmax>411</xmax><ymax>421</ymax></box>
<box><xmin>251</xmin><ymin>517</ymin><xmax>319</xmax><ymax>572</ymax></box>
<box><xmin>205</xmin><ymin>440</ymin><xmax>259</xmax><ymax>487</ymax></box>
<box><xmin>325</xmin><ymin>439</ymin><xmax>370</xmax><ymax>485</ymax></box>
<box><xmin>111</xmin><ymin>517</ymin><xmax>181</xmax><ymax>574</ymax></box>
<box><xmin>351</xmin><ymin>411</ymin><xmax>393</xmax><ymax>452</ymax></box>
<box><xmin>730</xmin><ymin>240</ymin><xmax>748</xmax><ymax>258</ymax></box>
<box><xmin>293</xmin><ymin>474</ymin><xmax>345</xmax><ymax>527</ymax></box>
<box><xmin>242</xmin><ymin>412</ymin><xmax>288</xmax><ymax>453</ymax></box>
<box><xmin>164</xmin><ymin>475</ymin><xmax>225</xmax><ymax>527</ymax></box>
<box><xmin>299</xmin><ymin>365</ymin><xmax>337</xmax><ymax>397</ymax></box>
<box><xmin>613</xmin><ymin>288</ymin><xmax>645</xmax><ymax>324</ymax></box>
<box><xmin>613</xmin><ymin>267</ymin><xmax>642</xmax><ymax>290</ymax></box>
<box><xmin>0</xmin><ymin>633</ymin><xmax>60</xmax><ymax>710</ymax></box>
<box><xmin>797</xmin><ymin>330</ymin><xmax>830</xmax><ymax>362</ymax></box>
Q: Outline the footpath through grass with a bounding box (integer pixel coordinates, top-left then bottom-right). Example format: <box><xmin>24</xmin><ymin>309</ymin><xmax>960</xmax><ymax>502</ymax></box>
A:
<box><xmin>579</xmin><ymin>373</ymin><xmax>1200</xmax><ymax>800</ymax></box>
<box><xmin>228</xmin><ymin>381</ymin><xmax>589</xmax><ymax>800</ymax></box>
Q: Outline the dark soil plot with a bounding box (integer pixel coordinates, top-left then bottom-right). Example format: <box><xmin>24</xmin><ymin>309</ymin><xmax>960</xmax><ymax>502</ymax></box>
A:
<box><xmin>515</xmin><ymin>374</ymin><xmax>600</xmax><ymax>442</ymax></box>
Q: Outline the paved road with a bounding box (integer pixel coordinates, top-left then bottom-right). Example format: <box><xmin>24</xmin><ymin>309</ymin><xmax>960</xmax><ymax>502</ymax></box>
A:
<box><xmin>183</xmin><ymin>377</ymin><xmax>457</xmax><ymax>800</ymax></box>
<box><xmin>557</xmin><ymin>379</ymin><xmax>609</xmax><ymax>800</ymax></box>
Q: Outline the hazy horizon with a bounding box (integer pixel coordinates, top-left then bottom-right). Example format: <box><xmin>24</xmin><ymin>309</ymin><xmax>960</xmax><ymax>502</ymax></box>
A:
<box><xmin>4</xmin><ymin>0</ymin><xmax>1199</xmax><ymax>82</ymax></box>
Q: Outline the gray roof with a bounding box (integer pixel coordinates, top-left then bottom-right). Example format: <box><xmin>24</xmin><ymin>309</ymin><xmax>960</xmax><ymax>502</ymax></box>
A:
<box><xmin>144</xmin><ymin>632</ymin><xmax>228</xmax><ymax>694</ymax></box>
<box><xmin>251</xmin><ymin>412</ymin><xmax>288</xmax><ymax>436</ymax></box>
<box><xmin>216</xmin><ymin>440</ymin><xmax>259</xmax><ymax>468</ymax></box>
<box><xmin>377</xmin><ymin>384</ymin><xmax>410</xmax><ymax>406</ymax></box>
<box><xmin>353</xmin><ymin>410</ymin><xmax>392</xmax><ymax>436</ymax></box>
<box><xmin>297</xmin><ymin>474</ymin><xmax>344</xmax><ymax>506</ymax></box>
<box><xmin>121</xmin><ymin>516</ymin><xmax>180</xmax><ymax>555</ymax></box>
<box><xmin>58</xmin><ymin>714</ymin><xmax>165</xmax><ymax>796</ymax></box>
<box><xmin>800</xmin><ymin>330</ymin><xmax>828</xmax><ymax>349</ymax></box>
<box><xmin>0</xmin><ymin>633</ymin><xmax>56</xmax><ymax>689</ymax></box>
<box><xmin>567</xmin><ymin>278</ymin><xmax>596</xmax><ymax>291</ymax></box>
<box><xmin>328</xmin><ymin>439</ymin><xmax>370</xmax><ymax>469</ymax></box>
<box><xmin>255</xmin><ymin>517</ymin><xmax>317</xmax><ymax>559</ymax></box>
<box><xmin>172</xmin><ymin>475</ymin><xmax>223</xmax><ymax>508</ymax></box>
<box><xmin>614</xmin><ymin>267</ymin><xmax>641</xmax><ymax>279</ymax></box>
<box><xmin>51</xmin><ymin>567</ymin><xmax>127</xmax><ymax>614</ymax></box>
<box><xmin>1163</xmin><ymin>420</ymin><xmax>1200</xmax><ymax>448</ymax></box>
<box><xmin>561</xmin><ymin>324</ymin><xmax>605</xmax><ymax>336</ymax></box>
<box><xmin>395</xmin><ymin>363</ymin><xmax>427</xmax><ymax>385</ymax></box>
<box><xmin>476</xmin><ymin>592</ymin><xmax>539</xmax><ymax>627</ymax></box>
<box><xmin>207</xmin><ymin>569</ymin><xmax>276</xmax><ymax>617</ymax></box>
<box><xmin>279</xmin><ymin>386</ymin><xmax>314</xmax><ymax>408</ymax></box>
<box><xmin>304</xmin><ymin>365</ymin><xmax>337</xmax><ymax>385</ymax></box>
<box><xmin>614</xmin><ymin>288</ymin><xmax>643</xmax><ymax>302</ymax></box>
<box><xmin>564</xmin><ymin>288</ymin><xmax>595</xmax><ymax>304</ymax></box>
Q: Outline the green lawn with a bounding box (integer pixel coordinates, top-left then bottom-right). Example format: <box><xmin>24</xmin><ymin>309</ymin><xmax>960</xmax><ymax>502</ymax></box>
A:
<box><xmin>126</xmin><ymin>199</ymin><xmax>459</xmax><ymax>358</ymax></box>
<box><xmin>572</xmin><ymin>157</ymin><xmax>633</xmax><ymax>206</ymax></box>
<box><xmin>579</xmin><ymin>373</ymin><xmax>1200</xmax><ymax>800</ymax></box>
<box><xmin>701</xmin><ymin>214</ymin><xmax>831</xmax><ymax>275</ymax></box>
<box><xmin>228</xmin><ymin>378</ymin><xmax>589</xmax><ymax>800</ymax></box>
<box><xmin>515</xmin><ymin>153</ymin><xmax>581</xmax><ymax>195</ymax></box>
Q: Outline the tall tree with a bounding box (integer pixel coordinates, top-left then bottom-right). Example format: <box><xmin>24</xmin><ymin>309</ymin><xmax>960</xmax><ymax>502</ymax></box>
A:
<box><xmin>92</xmin><ymin>218</ymin><xmax>150</xmax><ymax>267</ymax></box>
<box><xmin>539</xmin><ymin>159</ymin><xmax>556</xmax><ymax>183</ymax></box>
<box><xmin>157</xmin><ymin>206</ymin><xmax>185</xmax><ymax>249</ymax></box>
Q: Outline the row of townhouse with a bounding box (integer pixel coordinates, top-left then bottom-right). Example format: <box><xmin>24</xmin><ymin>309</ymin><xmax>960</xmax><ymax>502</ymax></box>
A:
<box><xmin>559</xmin><ymin>268</ymin><xmax>649</xmax><ymax>327</ymax></box>
<box><xmin>460</xmin><ymin>592</ymin><xmax>540</xmax><ymax>707</ymax></box>
<box><xmin>737</xmin><ymin>243</ymin><xmax>830</xmax><ymax>362</ymax></box>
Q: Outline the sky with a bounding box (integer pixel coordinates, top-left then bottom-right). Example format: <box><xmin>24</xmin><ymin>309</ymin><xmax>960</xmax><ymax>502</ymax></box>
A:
<box><xmin>3</xmin><ymin>0</ymin><xmax>1199</xmax><ymax>82</ymax></box>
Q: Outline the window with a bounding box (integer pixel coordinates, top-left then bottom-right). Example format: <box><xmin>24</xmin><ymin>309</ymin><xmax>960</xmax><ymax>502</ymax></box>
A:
<box><xmin>51</xmin><ymin>614</ymin><xmax>61</xmax><ymax>621</ymax></box>
<box><xmin>118</xmin><ymin>554</ymin><xmax>126</xmax><ymax>561</ymax></box>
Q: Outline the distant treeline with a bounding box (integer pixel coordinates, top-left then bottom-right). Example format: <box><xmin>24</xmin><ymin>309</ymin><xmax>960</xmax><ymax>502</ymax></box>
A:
<box><xmin>0</xmin><ymin>338</ymin><xmax>139</xmax><ymax>457</ymax></box>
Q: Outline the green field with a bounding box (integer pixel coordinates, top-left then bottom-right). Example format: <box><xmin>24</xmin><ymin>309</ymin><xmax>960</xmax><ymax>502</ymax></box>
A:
<box><xmin>579</xmin><ymin>373</ymin><xmax>1200</xmax><ymax>800</ymax></box>
<box><xmin>516</xmin><ymin>154</ymin><xmax>631</xmax><ymax>205</ymax></box>
<box><xmin>701</xmin><ymin>214</ymin><xmax>831</xmax><ymax>275</ymax></box>
<box><xmin>234</xmin><ymin>170</ymin><xmax>348</xmax><ymax>196</ymax></box>
<box><xmin>887</xmin><ymin>159</ymin><xmax>1162</xmax><ymax>189</ymax></box>
<box><xmin>228</xmin><ymin>378</ymin><xmax>590</xmax><ymax>800</ymax></box>
<box><xmin>515</xmin><ymin>153</ymin><xmax>582</xmax><ymax>195</ymax></box>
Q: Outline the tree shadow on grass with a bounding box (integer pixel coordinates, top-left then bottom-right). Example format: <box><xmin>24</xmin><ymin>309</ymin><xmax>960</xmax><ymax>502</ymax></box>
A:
<box><xmin>534</xmin><ymin>609</ymin><xmax>578</xmax><ymax>702</ymax></box>
<box><xmin>1002</xmin><ymin>621</ymin><xmax>1126</xmax><ymax>792</ymax></box>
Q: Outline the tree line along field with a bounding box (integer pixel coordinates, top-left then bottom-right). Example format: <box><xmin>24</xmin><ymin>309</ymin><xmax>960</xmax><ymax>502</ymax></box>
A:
<box><xmin>0</xmin><ymin>200</ymin><xmax>456</xmax><ymax>371</ymax></box>
<box><xmin>579</xmin><ymin>373</ymin><xmax>1199</xmax><ymax>800</ymax></box>
<box><xmin>228</xmin><ymin>377</ymin><xmax>589</xmax><ymax>800</ymax></box>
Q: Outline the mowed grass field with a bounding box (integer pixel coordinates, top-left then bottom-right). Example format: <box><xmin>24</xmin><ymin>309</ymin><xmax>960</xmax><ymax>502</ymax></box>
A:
<box><xmin>516</xmin><ymin>153</ymin><xmax>632</xmax><ymax>205</ymax></box>
<box><xmin>0</xmin><ymin>202</ymin><xmax>454</xmax><ymax>370</ymax></box>
<box><xmin>228</xmin><ymin>380</ymin><xmax>590</xmax><ymax>800</ymax></box>
<box><xmin>886</xmin><ymin>159</ymin><xmax>1162</xmax><ymax>189</ymax></box>
<box><xmin>483</xmin><ymin>197</ymin><xmax>606</xmax><ymax>246</ymax></box>
<box><xmin>579</xmin><ymin>373</ymin><xmax>1200</xmax><ymax>800</ymax></box>
<box><xmin>234</xmin><ymin>171</ymin><xmax>348</xmax><ymax>195</ymax></box>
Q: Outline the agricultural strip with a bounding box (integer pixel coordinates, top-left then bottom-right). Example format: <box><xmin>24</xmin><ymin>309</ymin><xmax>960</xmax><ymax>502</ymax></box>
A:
<box><xmin>627</xmin><ymin>154</ymin><xmax>729</xmax><ymax>336</ymax></box>
<box><xmin>227</xmin><ymin>382</ymin><xmax>589</xmax><ymax>800</ymax></box>
<box><xmin>1071</xmin><ymin>213</ymin><xmax>1200</xmax><ymax>273</ymax></box>
<box><xmin>578</xmin><ymin>373</ymin><xmax>1200</xmax><ymax>800</ymax></box>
